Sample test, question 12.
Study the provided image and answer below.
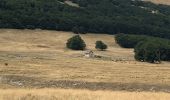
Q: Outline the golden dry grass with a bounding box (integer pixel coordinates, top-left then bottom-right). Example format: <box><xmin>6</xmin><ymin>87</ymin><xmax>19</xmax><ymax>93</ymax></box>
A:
<box><xmin>1</xmin><ymin>89</ymin><xmax>170</xmax><ymax>100</ymax></box>
<box><xmin>145</xmin><ymin>0</ymin><xmax>170</xmax><ymax>5</ymax></box>
<box><xmin>0</xmin><ymin>29</ymin><xmax>170</xmax><ymax>99</ymax></box>
<box><xmin>0</xmin><ymin>29</ymin><xmax>170</xmax><ymax>86</ymax></box>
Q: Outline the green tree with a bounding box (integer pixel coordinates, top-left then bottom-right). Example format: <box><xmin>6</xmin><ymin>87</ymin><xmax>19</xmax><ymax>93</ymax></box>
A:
<box><xmin>144</xmin><ymin>42</ymin><xmax>161</xmax><ymax>63</ymax></box>
<box><xmin>66</xmin><ymin>35</ymin><xmax>86</xmax><ymax>50</ymax></box>
<box><xmin>135</xmin><ymin>41</ymin><xmax>161</xmax><ymax>63</ymax></box>
<box><xmin>134</xmin><ymin>41</ymin><xmax>145</xmax><ymax>61</ymax></box>
<box><xmin>95</xmin><ymin>41</ymin><xmax>108</xmax><ymax>51</ymax></box>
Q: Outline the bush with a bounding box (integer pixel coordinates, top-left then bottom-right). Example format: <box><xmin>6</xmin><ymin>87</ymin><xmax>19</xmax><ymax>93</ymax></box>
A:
<box><xmin>66</xmin><ymin>35</ymin><xmax>86</xmax><ymax>50</ymax></box>
<box><xmin>95</xmin><ymin>41</ymin><xmax>108</xmax><ymax>51</ymax></box>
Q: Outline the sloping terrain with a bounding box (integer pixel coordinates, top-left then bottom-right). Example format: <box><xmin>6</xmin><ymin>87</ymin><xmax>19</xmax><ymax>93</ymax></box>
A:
<box><xmin>1</xmin><ymin>0</ymin><xmax>170</xmax><ymax>39</ymax></box>
<box><xmin>0</xmin><ymin>29</ymin><xmax>170</xmax><ymax>92</ymax></box>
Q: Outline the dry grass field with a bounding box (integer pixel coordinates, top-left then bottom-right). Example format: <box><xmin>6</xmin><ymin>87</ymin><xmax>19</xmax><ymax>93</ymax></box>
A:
<box><xmin>0</xmin><ymin>29</ymin><xmax>170</xmax><ymax>99</ymax></box>
<box><xmin>1</xmin><ymin>89</ymin><xmax>170</xmax><ymax>100</ymax></box>
<box><xmin>145</xmin><ymin>0</ymin><xmax>170</xmax><ymax>5</ymax></box>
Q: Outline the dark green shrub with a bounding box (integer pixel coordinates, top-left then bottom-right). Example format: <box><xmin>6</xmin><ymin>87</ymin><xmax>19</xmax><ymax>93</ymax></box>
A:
<box><xmin>66</xmin><ymin>35</ymin><xmax>86</xmax><ymax>50</ymax></box>
<box><xmin>95</xmin><ymin>41</ymin><xmax>108</xmax><ymax>51</ymax></box>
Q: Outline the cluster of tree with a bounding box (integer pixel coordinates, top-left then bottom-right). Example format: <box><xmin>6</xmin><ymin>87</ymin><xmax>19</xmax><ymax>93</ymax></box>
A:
<box><xmin>115</xmin><ymin>34</ymin><xmax>170</xmax><ymax>63</ymax></box>
<box><xmin>115</xmin><ymin>33</ymin><xmax>147</xmax><ymax>48</ymax></box>
<box><xmin>1</xmin><ymin>0</ymin><xmax>170</xmax><ymax>39</ymax></box>
<box><xmin>66</xmin><ymin>35</ymin><xmax>107</xmax><ymax>51</ymax></box>
<box><xmin>135</xmin><ymin>40</ymin><xmax>170</xmax><ymax>63</ymax></box>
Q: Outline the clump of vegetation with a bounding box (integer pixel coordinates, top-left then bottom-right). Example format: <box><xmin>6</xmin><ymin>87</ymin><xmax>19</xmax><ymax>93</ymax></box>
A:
<box><xmin>135</xmin><ymin>40</ymin><xmax>170</xmax><ymax>63</ymax></box>
<box><xmin>95</xmin><ymin>41</ymin><xmax>107</xmax><ymax>51</ymax></box>
<box><xmin>116</xmin><ymin>34</ymin><xmax>170</xmax><ymax>63</ymax></box>
<box><xmin>115</xmin><ymin>33</ymin><xmax>170</xmax><ymax>48</ymax></box>
<box><xmin>66</xmin><ymin>35</ymin><xmax>86</xmax><ymax>50</ymax></box>
<box><xmin>135</xmin><ymin>41</ymin><xmax>160</xmax><ymax>63</ymax></box>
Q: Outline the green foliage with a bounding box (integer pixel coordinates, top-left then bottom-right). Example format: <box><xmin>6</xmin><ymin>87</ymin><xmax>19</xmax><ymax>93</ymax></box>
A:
<box><xmin>95</xmin><ymin>41</ymin><xmax>108</xmax><ymax>51</ymax></box>
<box><xmin>72</xmin><ymin>27</ymin><xmax>79</xmax><ymax>34</ymax></box>
<box><xmin>66</xmin><ymin>35</ymin><xmax>86</xmax><ymax>50</ymax></box>
<box><xmin>72</xmin><ymin>26</ymin><xmax>86</xmax><ymax>34</ymax></box>
<box><xmin>135</xmin><ymin>41</ymin><xmax>161</xmax><ymax>63</ymax></box>
<box><xmin>115</xmin><ymin>33</ymin><xmax>170</xmax><ymax>48</ymax></box>
<box><xmin>116</xmin><ymin>34</ymin><xmax>170</xmax><ymax>63</ymax></box>
<box><xmin>1</xmin><ymin>0</ymin><xmax>170</xmax><ymax>38</ymax></box>
<box><xmin>134</xmin><ymin>42</ymin><xmax>145</xmax><ymax>61</ymax></box>
<box><xmin>115</xmin><ymin>33</ymin><xmax>147</xmax><ymax>48</ymax></box>
<box><xmin>134</xmin><ymin>38</ymin><xmax>170</xmax><ymax>63</ymax></box>
<box><xmin>79</xmin><ymin>26</ymin><xmax>86</xmax><ymax>34</ymax></box>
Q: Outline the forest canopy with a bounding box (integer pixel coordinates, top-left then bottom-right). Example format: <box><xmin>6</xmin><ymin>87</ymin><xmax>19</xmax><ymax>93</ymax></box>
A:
<box><xmin>1</xmin><ymin>0</ymin><xmax>170</xmax><ymax>39</ymax></box>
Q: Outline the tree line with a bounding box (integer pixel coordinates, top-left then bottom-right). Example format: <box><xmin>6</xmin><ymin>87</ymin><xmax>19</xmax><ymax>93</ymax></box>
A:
<box><xmin>115</xmin><ymin>33</ymin><xmax>170</xmax><ymax>63</ymax></box>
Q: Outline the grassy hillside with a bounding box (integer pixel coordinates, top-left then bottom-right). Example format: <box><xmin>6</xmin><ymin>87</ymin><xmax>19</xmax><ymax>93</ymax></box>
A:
<box><xmin>0</xmin><ymin>29</ymin><xmax>170</xmax><ymax>92</ymax></box>
<box><xmin>0</xmin><ymin>29</ymin><xmax>170</xmax><ymax>99</ymax></box>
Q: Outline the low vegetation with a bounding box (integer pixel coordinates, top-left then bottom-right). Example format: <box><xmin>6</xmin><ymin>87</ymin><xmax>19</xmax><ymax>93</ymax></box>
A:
<box><xmin>95</xmin><ymin>41</ymin><xmax>108</xmax><ymax>51</ymax></box>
